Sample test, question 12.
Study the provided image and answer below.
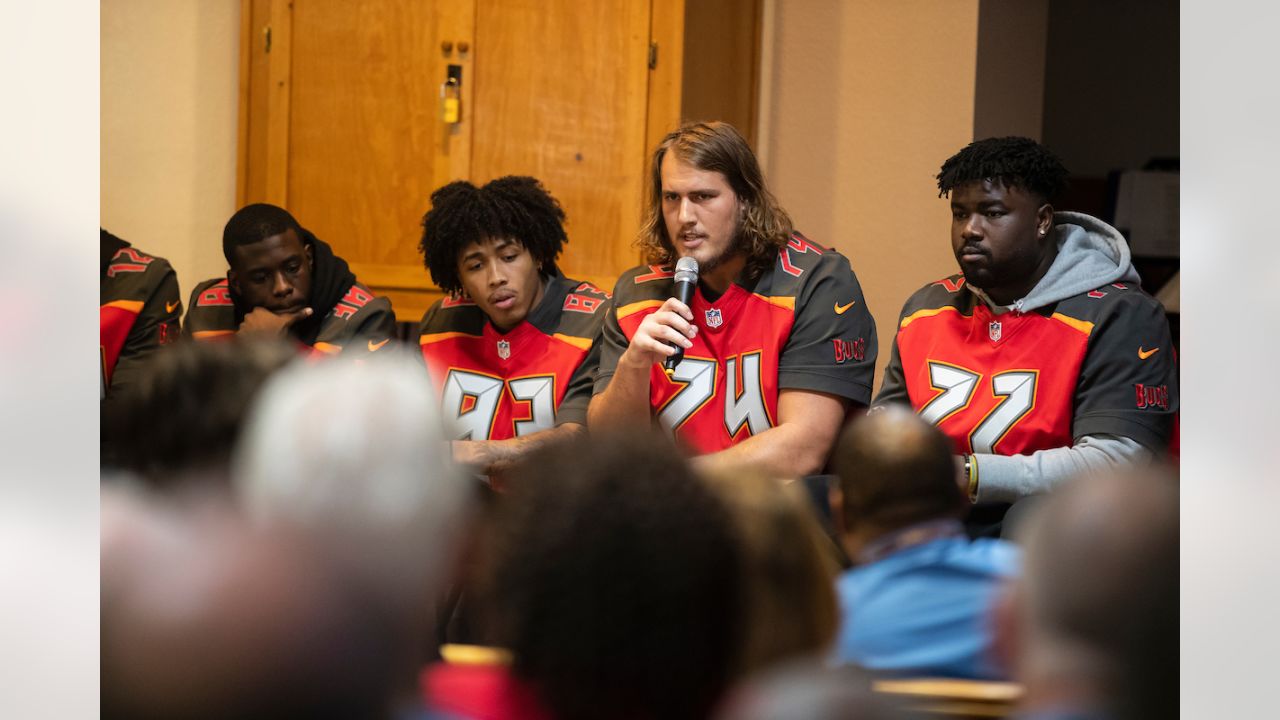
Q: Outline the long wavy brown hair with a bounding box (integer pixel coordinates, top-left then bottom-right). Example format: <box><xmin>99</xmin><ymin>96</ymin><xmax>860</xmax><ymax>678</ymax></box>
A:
<box><xmin>638</xmin><ymin>121</ymin><xmax>794</xmax><ymax>281</ymax></box>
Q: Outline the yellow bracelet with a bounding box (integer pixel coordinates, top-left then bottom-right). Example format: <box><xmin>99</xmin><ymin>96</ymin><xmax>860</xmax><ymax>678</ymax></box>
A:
<box><xmin>965</xmin><ymin>454</ymin><xmax>979</xmax><ymax>503</ymax></box>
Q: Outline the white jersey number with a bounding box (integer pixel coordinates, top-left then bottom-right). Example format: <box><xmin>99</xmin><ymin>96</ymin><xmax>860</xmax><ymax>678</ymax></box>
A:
<box><xmin>921</xmin><ymin>361</ymin><xmax>1038</xmax><ymax>453</ymax></box>
<box><xmin>658</xmin><ymin>354</ymin><xmax>771</xmax><ymax>437</ymax></box>
<box><xmin>442</xmin><ymin>370</ymin><xmax>556</xmax><ymax>440</ymax></box>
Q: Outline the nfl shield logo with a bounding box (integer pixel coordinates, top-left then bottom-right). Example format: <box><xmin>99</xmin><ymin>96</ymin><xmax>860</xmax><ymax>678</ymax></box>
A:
<box><xmin>705</xmin><ymin>308</ymin><xmax>723</xmax><ymax>328</ymax></box>
<box><xmin>988</xmin><ymin>320</ymin><xmax>1002</xmax><ymax>342</ymax></box>
<box><xmin>497</xmin><ymin>339</ymin><xmax>512</xmax><ymax>360</ymax></box>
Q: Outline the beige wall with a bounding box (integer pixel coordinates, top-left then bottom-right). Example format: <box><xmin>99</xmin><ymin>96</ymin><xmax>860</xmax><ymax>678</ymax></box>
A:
<box><xmin>101</xmin><ymin>0</ymin><xmax>240</xmax><ymax>301</ymax></box>
<box><xmin>760</xmin><ymin>0</ymin><xmax>981</xmax><ymax>390</ymax></box>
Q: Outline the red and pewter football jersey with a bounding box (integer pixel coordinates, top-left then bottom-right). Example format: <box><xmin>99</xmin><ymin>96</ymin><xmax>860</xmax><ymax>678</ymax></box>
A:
<box><xmin>183</xmin><ymin>277</ymin><xmax>395</xmax><ymax>357</ymax></box>
<box><xmin>876</xmin><ymin>275</ymin><xmax>1178</xmax><ymax>456</ymax></box>
<box><xmin>419</xmin><ymin>274</ymin><xmax>611</xmax><ymax>441</ymax></box>
<box><xmin>596</xmin><ymin>233</ymin><xmax>877</xmax><ymax>455</ymax></box>
<box><xmin>101</xmin><ymin>241</ymin><xmax>181</xmax><ymax>398</ymax></box>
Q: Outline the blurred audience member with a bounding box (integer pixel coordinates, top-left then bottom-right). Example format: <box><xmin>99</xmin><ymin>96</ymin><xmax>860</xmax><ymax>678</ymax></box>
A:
<box><xmin>432</xmin><ymin>430</ymin><xmax>743</xmax><ymax>720</ymax></box>
<box><xmin>704</xmin><ymin>471</ymin><xmax>841</xmax><ymax>677</ymax></box>
<box><xmin>233</xmin><ymin>350</ymin><xmax>472</xmax><ymax>708</ymax></box>
<box><xmin>714</xmin><ymin>659</ymin><xmax>899</xmax><ymax>720</ymax></box>
<box><xmin>102</xmin><ymin>490</ymin><xmax>406</xmax><ymax>720</ymax></box>
<box><xmin>996</xmin><ymin>466</ymin><xmax>1178</xmax><ymax>720</ymax></box>
<box><xmin>105</xmin><ymin>337</ymin><xmax>297</xmax><ymax>487</ymax></box>
<box><xmin>831</xmin><ymin>407</ymin><xmax>1019</xmax><ymax>678</ymax></box>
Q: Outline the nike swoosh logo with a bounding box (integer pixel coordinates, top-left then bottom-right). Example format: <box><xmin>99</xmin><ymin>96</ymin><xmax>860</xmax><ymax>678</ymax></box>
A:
<box><xmin>165</xmin><ymin>300</ymin><xmax>180</xmax><ymax>313</ymax></box>
<box><xmin>834</xmin><ymin>300</ymin><xmax>857</xmax><ymax>315</ymax></box>
<box><xmin>1138</xmin><ymin>346</ymin><xmax>1159</xmax><ymax>360</ymax></box>
<box><xmin>368</xmin><ymin>339</ymin><xmax>389</xmax><ymax>352</ymax></box>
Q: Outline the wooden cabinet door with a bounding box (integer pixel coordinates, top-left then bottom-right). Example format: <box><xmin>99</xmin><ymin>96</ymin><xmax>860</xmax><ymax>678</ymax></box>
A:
<box><xmin>239</xmin><ymin>0</ymin><xmax>685</xmax><ymax>319</ymax></box>
<box><xmin>469</xmin><ymin>0</ymin><xmax>655</xmax><ymax>291</ymax></box>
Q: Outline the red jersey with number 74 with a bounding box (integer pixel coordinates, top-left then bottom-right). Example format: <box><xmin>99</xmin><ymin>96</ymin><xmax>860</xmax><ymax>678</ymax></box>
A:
<box><xmin>595</xmin><ymin>233</ymin><xmax>877</xmax><ymax>455</ymax></box>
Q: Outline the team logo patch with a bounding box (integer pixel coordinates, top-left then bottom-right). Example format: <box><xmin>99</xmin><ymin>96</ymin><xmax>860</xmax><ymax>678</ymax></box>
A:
<box><xmin>832</xmin><ymin>337</ymin><xmax>866</xmax><ymax>364</ymax></box>
<box><xmin>705</xmin><ymin>308</ymin><xmax>723</xmax><ymax>328</ymax></box>
<box><xmin>988</xmin><ymin>320</ymin><xmax>1002</xmax><ymax>342</ymax></box>
<box><xmin>1134</xmin><ymin>383</ymin><xmax>1170</xmax><ymax>410</ymax></box>
<box><xmin>497</xmin><ymin>339</ymin><xmax>511</xmax><ymax>360</ymax></box>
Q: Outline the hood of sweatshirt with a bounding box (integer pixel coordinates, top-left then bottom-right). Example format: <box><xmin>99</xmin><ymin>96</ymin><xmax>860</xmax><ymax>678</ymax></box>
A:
<box><xmin>971</xmin><ymin>211</ymin><xmax>1141</xmax><ymax>313</ymax></box>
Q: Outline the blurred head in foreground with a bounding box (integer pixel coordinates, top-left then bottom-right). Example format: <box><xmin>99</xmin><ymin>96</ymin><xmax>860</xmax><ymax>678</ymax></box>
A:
<box><xmin>831</xmin><ymin>406</ymin><xmax>967</xmax><ymax>554</ymax></box>
<box><xmin>102</xmin><ymin>499</ymin><xmax>401</xmax><ymax>720</ymax></box>
<box><xmin>998</xmin><ymin>465</ymin><xmax>1179</xmax><ymax>720</ymax></box>
<box><xmin>480</xmin><ymin>429</ymin><xmax>744</xmax><ymax>720</ymax></box>
<box><xmin>703</xmin><ymin>470</ymin><xmax>841</xmax><ymax>677</ymax></box>
<box><xmin>106</xmin><ymin>337</ymin><xmax>297</xmax><ymax>487</ymax></box>
<box><xmin>232</xmin><ymin>350</ymin><xmax>471</xmax><ymax>682</ymax></box>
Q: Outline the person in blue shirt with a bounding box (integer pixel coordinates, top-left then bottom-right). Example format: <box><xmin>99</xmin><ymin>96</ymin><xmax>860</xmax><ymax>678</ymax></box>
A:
<box><xmin>829</xmin><ymin>406</ymin><xmax>1020</xmax><ymax>678</ymax></box>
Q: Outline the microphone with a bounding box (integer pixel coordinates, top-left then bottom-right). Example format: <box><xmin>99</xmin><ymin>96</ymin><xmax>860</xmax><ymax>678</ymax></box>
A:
<box><xmin>663</xmin><ymin>256</ymin><xmax>699</xmax><ymax>377</ymax></box>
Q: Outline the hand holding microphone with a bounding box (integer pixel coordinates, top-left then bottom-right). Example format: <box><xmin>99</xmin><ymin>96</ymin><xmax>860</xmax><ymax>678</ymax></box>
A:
<box><xmin>663</xmin><ymin>256</ymin><xmax>700</xmax><ymax>376</ymax></box>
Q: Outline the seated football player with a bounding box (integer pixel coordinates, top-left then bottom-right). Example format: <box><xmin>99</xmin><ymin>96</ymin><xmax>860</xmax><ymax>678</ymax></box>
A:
<box><xmin>101</xmin><ymin>228</ymin><xmax>183</xmax><ymax>465</ymax></box>
<box><xmin>416</xmin><ymin>176</ymin><xmax>611</xmax><ymax>477</ymax></box>
<box><xmin>587</xmin><ymin>121</ymin><xmax>877</xmax><ymax>479</ymax></box>
<box><xmin>101</xmin><ymin>228</ymin><xmax>182</xmax><ymax>402</ymax></box>
<box><xmin>873</xmin><ymin>136</ymin><xmax>1178</xmax><ymax>536</ymax></box>
<box><xmin>184</xmin><ymin>203</ymin><xmax>395</xmax><ymax>355</ymax></box>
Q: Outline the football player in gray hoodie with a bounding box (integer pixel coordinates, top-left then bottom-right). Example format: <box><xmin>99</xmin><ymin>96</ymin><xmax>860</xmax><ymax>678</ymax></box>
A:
<box><xmin>874</xmin><ymin>136</ymin><xmax>1178</xmax><ymax>537</ymax></box>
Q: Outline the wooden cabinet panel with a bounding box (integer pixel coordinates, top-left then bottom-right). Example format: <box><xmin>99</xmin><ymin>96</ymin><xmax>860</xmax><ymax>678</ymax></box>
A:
<box><xmin>288</xmin><ymin>1</ymin><xmax>463</xmax><ymax>272</ymax></box>
<box><xmin>469</xmin><ymin>0</ymin><xmax>652</xmax><ymax>289</ymax></box>
<box><xmin>238</xmin><ymin>0</ymin><xmax>757</xmax><ymax>320</ymax></box>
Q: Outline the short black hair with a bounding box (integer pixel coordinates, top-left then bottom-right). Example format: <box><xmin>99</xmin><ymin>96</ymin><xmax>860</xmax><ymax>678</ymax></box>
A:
<box><xmin>480</xmin><ymin>430</ymin><xmax>743</xmax><ymax>720</ymax></box>
<box><xmin>936</xmin><ymin>136</ymin><xmax>1069</xmax><ymax>204</ymax></box>
<box><xmin>418</xmin><ymin>176</ymin><xmax>567</xmax><ymax>295</ymax></box>
<box><xmin>223</xmin><ymin>203</ymin><xmax>304</xmax><ymax>265</ymax></box>
<box><xmin>833</xmin><ymin>407</ymin><xmax>966</xmax><ymax>535</ymax></box>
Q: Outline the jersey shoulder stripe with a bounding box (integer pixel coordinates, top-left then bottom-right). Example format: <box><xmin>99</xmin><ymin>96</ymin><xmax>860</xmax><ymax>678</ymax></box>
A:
<box><xmin>1049</xmin><ymin>313</ymin><xmax>1095</xmax><ymax>337</ymax></box>
<box><xmin>418</xmin><ymin>297</ymin><xmax>489</xmax><ymax>336</ymax></box>
<box><xmin>617</xmin><ymin>298</ymin><xmax>665</xmax><ymax>321</ymax></box>
<box><xmin>420</xmin><ymin>330</ymin><xmax>481</xmax><ymax>346</ymax></box>
<box><xmin>898</xmin><ymin>275</ymin><xmax>973</xmax><ymax>320</ymax></box>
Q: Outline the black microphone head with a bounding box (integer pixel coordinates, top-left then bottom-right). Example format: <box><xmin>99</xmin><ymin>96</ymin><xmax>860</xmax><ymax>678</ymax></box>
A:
<box><xmin>673</xmin><ymin>256</ymin><xmax>699</xmax><ymax>284</ymax></box>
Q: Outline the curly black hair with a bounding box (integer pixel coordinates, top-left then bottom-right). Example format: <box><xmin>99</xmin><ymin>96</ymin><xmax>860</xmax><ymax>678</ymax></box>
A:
<box><xmin>936</xmin><ymin>136</ymin><xmax>1069</xmax><ymax>203</ymax></box>
<box><xmin>417</xmin><ymin>176</ymin><xmax>568</xmax><ymax>295</ymax></box>
<box><xmin>478</xmin><ymin>430</ymin><xmax>745</xmax><ymax>720</ymax></box>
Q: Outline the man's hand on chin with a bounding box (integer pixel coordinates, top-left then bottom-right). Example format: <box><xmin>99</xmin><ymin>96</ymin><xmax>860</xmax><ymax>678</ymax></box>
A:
<box><xmin>239</xmin><ymin>306</ymin><xmax>313</xmax><ymax>337</ymax></box>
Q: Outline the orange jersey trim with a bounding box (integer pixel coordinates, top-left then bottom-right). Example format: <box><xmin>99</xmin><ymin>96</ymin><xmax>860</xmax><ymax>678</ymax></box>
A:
<box><xmin>101</xmin><ymin>299</ymin><xmax>145</xmax><ymax>314</ymax></box>
<box><xmin>1049</xmin><ymin>313</ymin><xmax>1095</xmax><ymax>337</ymax></box>
<box><xmin>420</xmin><ymin>331</ymin><xmax>480</xmax><ymax>346</ymax></box>
<box><xmin>192</xmin><ymin>330</ymin><xmax>236</xmax><ymax>340</ymax></box>
<box><xmin>900</xmin><ymin>306</ymin><xmax>965</xmax><ymax>330</ymax></box>
<box><xmin>551</xmin><ymin>333</ymin><xmax>593</xmax><ymax>351</ymax></box>
<box><xmin>616</xmin><ymin>299</ymin><xmax>665</xmax><ymax>321</ymax></box>
<box><xmin>752</xmin><ymin>294</ymin><xmax>796</xmax><ymax>311</ymax></box>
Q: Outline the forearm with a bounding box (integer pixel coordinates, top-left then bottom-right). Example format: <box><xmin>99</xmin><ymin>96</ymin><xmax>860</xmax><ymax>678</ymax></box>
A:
<box><xmin>587</xmin><ymin>352</ymin><xmax>656</xmax><ymax>431</ymax></box>
<box><xmin>971</xmin><ymin>434</ymin><xmax>1152</xmax><ymax>503</ymax></box>
<box><xmin>453</xmin><ymin>423</ymin><xmax>585</xmax><ymax>475</ymax></box>
<box><xmin>692</xmin><ymin>423</ymin><xmax>831</xmax><ymax>480</ymax></box>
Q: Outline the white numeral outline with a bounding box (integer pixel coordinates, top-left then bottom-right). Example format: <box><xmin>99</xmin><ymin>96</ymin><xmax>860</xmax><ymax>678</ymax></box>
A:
<box><xmin>442</xmin><ymin>369</ymin><xmax>557</xmax><ymax>440</ymax></box>
<box><xmin>919</xmin><ymin>361</ymin><xmax>980</xmax><ymax>425</ymax></box>
<box><xmin>969</xmin><ymin>370</ymin><xmax>1038</xmax><ymax>454</ymax></box>
<box><xmin>656</xmin><ymin>353</ymin><xmax>773</xmax><ymax>438</ymax></box>
<box><xmin>657</xmin><ymin>357</ymin><xmax>718</xmax><ymax>432</ymax></box>
<box><xmin>723</xmin><ymin>351</ymin><xmax>772</xmax><ymax>437</ymax></box>
<box><xmin>920</xmin><ymin>361</ymin><xmax>1039</xmax><ymax>454</ymax></box>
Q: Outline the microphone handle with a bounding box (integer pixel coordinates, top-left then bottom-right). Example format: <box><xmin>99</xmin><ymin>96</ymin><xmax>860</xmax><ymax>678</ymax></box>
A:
<box><xmin>662</xmin><ymin>279</ymin><xmax>697</xmax><ymax>374</ymax></box>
